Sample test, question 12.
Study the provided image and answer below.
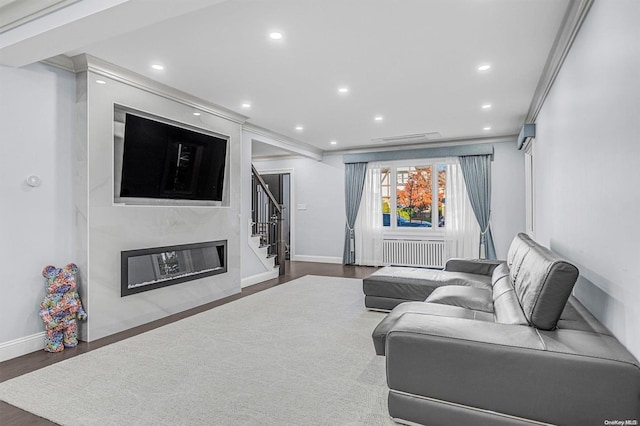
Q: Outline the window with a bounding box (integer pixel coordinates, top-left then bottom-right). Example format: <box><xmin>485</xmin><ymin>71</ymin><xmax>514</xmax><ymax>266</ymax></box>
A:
<box><xmin>381</xmin><ymin>161</ymin><xmax>447</xmax><ymax>231</ymax></box>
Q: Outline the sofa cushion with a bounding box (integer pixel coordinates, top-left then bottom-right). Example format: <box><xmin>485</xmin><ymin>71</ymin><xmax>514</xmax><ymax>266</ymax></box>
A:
<box><xmin>425</xmin><ymin>286</ymin><xmax>493</xmax><ymax>313</ymax></box>
<box><xmin>491</xmin><ymin>263</ymin><xmax>528</xmax><ymax>325</ymax></box>
<box><xmin>371</xmin><ymin>301</ymin><xmax>493</xmax><ymax>355</ymax></box>
<box><xmin>513</xmin><ymin>243</ymin><xmax>579</xmax><ymax>330</ymax></box>
<box><xmin>492</xmin><ymin>283</ymin><xmax>529</xmax><ymax>325</ymax></box>
<box><xmin>506</xmin><ymin>233</ymin><xmax>535</xmax><ymax>285</ymax></box>
<box><xmin>491</xmin><ymin>262</ymin><xmax>510</xmax><ymax>285</ymax></box>
<box><xmin>444</xmin><ymin>258</ymin><xmax>504</xmax><ymax>276</ymax></box>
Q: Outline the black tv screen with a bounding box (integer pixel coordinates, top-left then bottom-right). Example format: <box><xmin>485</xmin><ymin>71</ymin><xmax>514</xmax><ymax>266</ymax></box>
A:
<box><xmin>119</xmin><ymin>114</ymin><xmax>227</xmax><ymax>202</ymax></box>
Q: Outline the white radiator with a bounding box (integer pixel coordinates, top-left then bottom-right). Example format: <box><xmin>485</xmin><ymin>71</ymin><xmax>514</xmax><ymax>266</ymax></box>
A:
<box><xmin>383</xmin><ymin>239</ymin><xmax>446</xmax><ymax>268</ymax></box>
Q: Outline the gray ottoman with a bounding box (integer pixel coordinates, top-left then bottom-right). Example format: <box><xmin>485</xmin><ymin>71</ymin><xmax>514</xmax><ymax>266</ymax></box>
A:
<box><xmin>363</xmin><ymin>266</ymin><xmax>492</xmax><ymax>310</ymax></box>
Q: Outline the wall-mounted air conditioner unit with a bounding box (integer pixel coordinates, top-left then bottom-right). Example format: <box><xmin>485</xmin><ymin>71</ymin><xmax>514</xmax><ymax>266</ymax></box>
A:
<box><xmin>517</xmin><ymin>124</ymin><xmax>536</xmax><ymax>150</ymax></box>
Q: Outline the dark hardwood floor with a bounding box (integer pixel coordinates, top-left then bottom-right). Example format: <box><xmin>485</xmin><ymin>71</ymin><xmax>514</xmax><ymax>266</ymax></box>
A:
<box><xmin>0</xmin><ymin>261</ymin><xmax>378</xmax><ymax>425</ymax></box>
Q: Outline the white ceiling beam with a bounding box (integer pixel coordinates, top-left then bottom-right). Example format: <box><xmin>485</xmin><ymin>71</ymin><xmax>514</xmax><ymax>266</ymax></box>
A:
<box><xmin>0</xmin><ymin>0</ymin><xmax>81</xmax><ymax>33</ymax></box>
<box><xmin>0</xmin><ymin>0</ymin><xmax>226</xmax><ymax>67</ymax></box>
<box><xmin>244</xmin><ymin>124</ymin><xmax>324</xmax><ymax>161</ymax></box>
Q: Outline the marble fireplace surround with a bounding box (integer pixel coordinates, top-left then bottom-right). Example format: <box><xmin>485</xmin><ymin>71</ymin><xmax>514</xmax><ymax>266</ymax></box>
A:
<box><xmin>73</xmin><ymin>54</ymin><xmax>246</xmax><ymax>342</ymax></box>
<box><xmin>121</xmin><ymin>240</ymin><xmax>228</xmax><ymax>297</ymax></box>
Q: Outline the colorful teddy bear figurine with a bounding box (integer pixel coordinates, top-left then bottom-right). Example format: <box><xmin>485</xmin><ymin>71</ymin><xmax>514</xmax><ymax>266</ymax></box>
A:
<box><xmin>39</xmin><ymin>263</ymin><xmax>88</xmax><ymax>352</ymax></box>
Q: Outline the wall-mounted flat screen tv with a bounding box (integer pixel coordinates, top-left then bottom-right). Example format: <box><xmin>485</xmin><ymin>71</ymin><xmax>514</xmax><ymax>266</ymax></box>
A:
<box><xmin>115</xmin><ymin>111</ymin><xmax>228</xmax><ymax>205</ymax></box>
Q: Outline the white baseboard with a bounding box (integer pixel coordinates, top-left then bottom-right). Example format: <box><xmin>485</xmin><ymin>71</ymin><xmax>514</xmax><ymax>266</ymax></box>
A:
<box><xmin>0</xmin><ymin>332</ymin><xmax>45</xmax><ymax>362</ymax></box>
<box><xmin>291</xmin><ymin>255</ymin><xmax>343</xmax><ymax>264</ymax></box>
<box><xmin>241</xmin><ymin>268</ymin><xmax>279</xmax><ymax>288</ymax></box>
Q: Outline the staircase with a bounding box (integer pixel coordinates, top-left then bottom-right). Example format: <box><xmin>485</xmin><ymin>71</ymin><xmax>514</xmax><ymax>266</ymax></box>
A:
<box><xmin>250</xmin><ymin>165</ymin><xmax>286</xmax><ymax>276</ymax></box>
<box><xmin>247</xmin><ymin>224</ymin><xmax>280</xmax><ymax>272</ymax></box>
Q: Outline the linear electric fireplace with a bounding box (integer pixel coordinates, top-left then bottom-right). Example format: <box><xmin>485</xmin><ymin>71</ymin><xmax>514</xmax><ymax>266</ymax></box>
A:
<box><xmin>121</xmin><ymin>240</ymin><xmax>227</xmax><ymax>296</ymax></box>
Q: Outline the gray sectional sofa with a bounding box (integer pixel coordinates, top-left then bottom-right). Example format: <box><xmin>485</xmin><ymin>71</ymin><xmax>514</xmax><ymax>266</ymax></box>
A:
<box><xmin>368</xmin><ymin>233</ymin><xmax>640</xmax><ymax>425</ymax></box>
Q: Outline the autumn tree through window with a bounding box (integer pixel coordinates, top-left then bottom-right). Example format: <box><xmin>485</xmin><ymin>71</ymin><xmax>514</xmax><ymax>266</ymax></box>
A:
<box><xmin>382</xmin><ymin>164</ymin><xmax>446</xmax><ymax>230</ymax></box>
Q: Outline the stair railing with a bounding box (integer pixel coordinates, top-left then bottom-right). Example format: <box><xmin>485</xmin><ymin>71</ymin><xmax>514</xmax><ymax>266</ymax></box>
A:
<box><xmin>251</xmin><ymin>165</ymin><xmax>286</xmax><ymax>275</ymax></box>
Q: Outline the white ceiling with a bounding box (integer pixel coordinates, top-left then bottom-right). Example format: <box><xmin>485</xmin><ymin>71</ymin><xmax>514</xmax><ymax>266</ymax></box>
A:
<box><xmin>1</xmin><ymin>0</ymin><xmax>572</xmax><ymax>155</ymax></box>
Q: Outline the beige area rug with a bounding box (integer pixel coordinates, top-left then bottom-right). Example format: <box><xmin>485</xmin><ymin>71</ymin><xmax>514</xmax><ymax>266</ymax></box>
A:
<box><xmin>0</xmin><ymin>276</ymin><xmax>394</xmax><ymax>425</ymax></box>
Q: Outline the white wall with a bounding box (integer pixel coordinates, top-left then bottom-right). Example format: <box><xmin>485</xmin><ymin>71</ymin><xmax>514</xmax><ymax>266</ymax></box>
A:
<box><xmin>533</xmin><ymin>0</ymin><xmax>640</xmax><ymax>359</ymax></box>
<box><xmin>255</xmin><ymin>154</ymin><xmax>346</xmax><ymax>264</ymax></box>
<box><xmin>255</xmin><ymin>142</ymin><xmax>525</xmax><ymax>264</ymax></box>
<box><xmin>491</xmin><ymin>141</ymin><xmax>526</xmax><ymax>258</ymax></box>
<box><xmin>0</xmin><ymin>63</ymin><xmax>76</xmax><ymax>359</ymax></box>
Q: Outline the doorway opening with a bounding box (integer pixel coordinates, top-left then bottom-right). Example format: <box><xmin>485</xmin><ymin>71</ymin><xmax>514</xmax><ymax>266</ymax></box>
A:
<box><xmin>261</xmin><ymin>172</ymin><xmax>291</xmax><ymax>260</ymax></box>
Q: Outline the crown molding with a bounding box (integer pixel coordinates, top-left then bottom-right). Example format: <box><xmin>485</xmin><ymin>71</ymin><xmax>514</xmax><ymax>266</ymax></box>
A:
<box><xmin>252</xmin><ymin>154</ymin><xmax>306</xmax><ymax>162</ymax></box>
<box><xmin>330</xmin><ymin>134</ymin><xmax>517</xmax><ymax>156</ymax></box>
<box><xmin>71</xmin><ymin>53</ymin><xmax>249</xmax><ymax>125</ymax></box>
<box><xmin>525</xmin><ymin>0</ymin><xmax>595</xmax><ymax>122</ymax></box>
<box><xmin>41</xmin><ymin>53</ymin><xmax>75</xmax><ymax>72</ymax></box>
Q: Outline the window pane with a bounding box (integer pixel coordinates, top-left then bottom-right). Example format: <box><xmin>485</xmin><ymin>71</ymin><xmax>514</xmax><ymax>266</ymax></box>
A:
<box><xmin>381</xmin><ymin>168</ymin><xmax>391</xmax><ymax>227</ymax></box>
<box><xmin>396</xmin><ymin>166</ymin><xmax>432</xmax><ymax>228</ymax></box>
<box><xmin>438</xmin><ymin>165</ymin><xmax>446</xmax><ymax>227</ymax></box>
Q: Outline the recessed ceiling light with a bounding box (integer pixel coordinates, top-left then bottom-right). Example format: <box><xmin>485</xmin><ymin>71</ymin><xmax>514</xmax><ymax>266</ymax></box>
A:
<box><xmin>242</xmin><ymin>103</ymin><xmax>251</xmax><ymax>108</ymax></box>
<box><xmin>374</xmin><ymin>115</ymin><xmax>383</xmax><ymax>121</ymax></box>
<box><xmin>151</xmin><ymin>64</ymin><xmax>164</xmax><ymax>70</ymax></box>
<box><xmin>330</xmin><ymin>140</ymin><xmax>337</xmax><ymax>145</ymax></box>
<box><xmin>478</xmin><ymin>64</ymin><xmax>491</xmax><ymax>71</ymax></box>
<box><xmin>95</xmin><ymin>80</ymin><xmax>106</xmax><ymax>84</ymax></box>
<box><xmin>482</xmin><ymin>104</ymin><xmax>492</xmax><ymax>109</ymax></box>
<box><xmin>269</xmin><ymin>32</ymin><xmax>283</xmax><ymax>40</ymax></box>
<box><xmin>483</xmin><ymin>126</ymin><xmax>491</xmax><ymax>130</ymax></box>
<box><xmin>193</xmin><ymin>112</ymin><xmax>201</xmax><ymax>116</ymax></box>
<box><xmin>295</xmin><ymin>126</ymin><xmax>304</xmax><ymax>131</ymax></box>
<box><xmin>338</xmin><ymin>87</ymin><xmax>349</xmax><ymax>94</ymax></box>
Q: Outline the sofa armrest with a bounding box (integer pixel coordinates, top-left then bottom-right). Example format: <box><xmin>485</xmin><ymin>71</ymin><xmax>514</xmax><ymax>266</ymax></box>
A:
<box><xmin>386</xmin><ymin>313</ymin><xmax>640</xmax><ymax>425</ymax></box>
<box><xmin>443</xmin><ymin>258</ymin><xmax>504</xmax><ymax>276</ymax></box>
